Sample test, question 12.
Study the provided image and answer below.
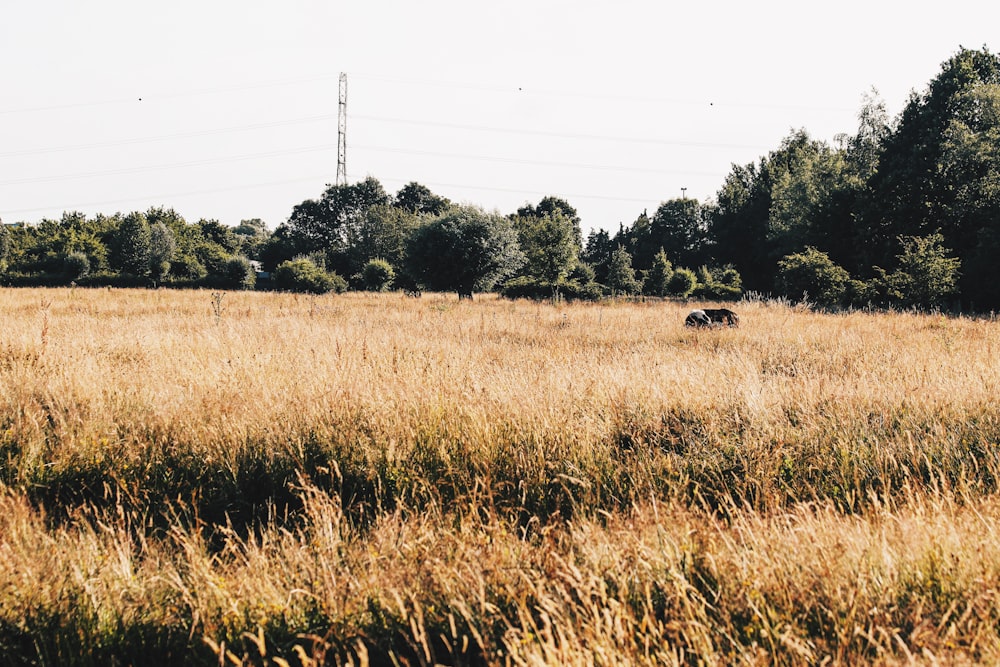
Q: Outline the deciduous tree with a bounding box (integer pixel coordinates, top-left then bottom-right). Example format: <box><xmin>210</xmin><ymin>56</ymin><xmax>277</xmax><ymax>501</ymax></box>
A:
<box><xmin>405</xmin><ymin>206</ymin><xmax>524</xmax><ymax>298</ymax></box>
<box><xmin>287</xmin><ymin>176</ymin><xmax>391</xmax><ymax>255</ymax></box>
<box><xmin>394</xmin><ymin>182</ymin><xmax>451</xmax><ymax>216</ymax></box>
<box><xmin>605</xmin><ymin>245</ymin><xmax>640</xmax><ymax>296</ymax></box>
<box><xmin>115</xmin><ymin>212</ymin><xmax>151</xmax><ymax>277</ymax></box>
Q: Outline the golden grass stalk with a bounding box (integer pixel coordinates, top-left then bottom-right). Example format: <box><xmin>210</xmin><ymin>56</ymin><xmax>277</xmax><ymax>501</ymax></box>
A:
<box><xmin>2</xmin><ymin>287</ymin><xmax>1000</xmax><ymax>663</ymax></box>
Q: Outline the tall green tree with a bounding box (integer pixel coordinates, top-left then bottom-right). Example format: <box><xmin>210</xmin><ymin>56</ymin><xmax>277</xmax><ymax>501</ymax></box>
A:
<box><xmin>858</xmin><ymin>47</ymin><xmax>1000</xmax><ymax>278</ymax></box>
<box><xmin>197</xmin><ymin>219</ymin><xmax>238</xmax><ymax>254</ymax></box>
<box><xmin>512</xmin><ymin>209</ymin><xmax>579</xmax><ymax>284</ymax></box>
<box><xmin>644</xmin><ymin>198</ymin><xmax>712</xmax><ymax>270</ymax></box>
<box><xmin>405</xmin><ymin>206</ymin><xmax>524</xmax><ymax>298</ymax></box>
<box><xmin>712</xmin><ymin>129</ymin><xmax>857</xmax><ymax>290</ymax></box>
<box><xmin>766</xmin><ymin>133</ymin><xmax>850</xmax><ymax>263</ymax></box>
<box><xmin>394</xmin><ymin>182</ymin><xmax>451</xmax><ymax>216</ymax></box>
<box><xmin>840</xmin><ymin>87</ymin><xmax>891</xmax><ymax>181</ymax></box>
<box><xmin>938</xmin><ymin>82</ymin><xmax>1000</xmax><ymax>307</ymax></box>
<box><xmin>515</xmin><ymin>196</ymin><xmax>584</xmax><ymax>250</ymax></box>
<box><xmin>232</xmin><ymin>218</ymin><xmax>270</xmax><ymax>259</ymax></box>
<box><xmin>148</xmin><ymin>222</ymin><xmax>177</xmax><ymax>281</ymax></box>
<box><xmin>287</xmin><ymin>176</ymin><xmax>391</xmax><ymax>255</ymax></box>
<box><xmin>114</xmin><ymin>212</ymin><xmax>152</xmax><ymax>277</ymax></box>
<box><xmin>711</xmin><ymin>160</ymin><xmax>775</xmax><ymax>291</ymax></box>
<box><xmin>642</xmin><ymin>248</ymin><xmax>673</xmax><ymax>296</ymax></box>
<box><xmin>582</xmin><ymin>228</ymin><xmax>615</xmax><ymax>284</ymax></box>
<box><xmin>605</xmin><ymin>245</ymin><xmax>640</xmax><ymax>295</ymax></box>
<box><xmin>344</xmin><ymin>204</ymin><xmax>419</xmax><ymax>278</ymax></box>
<box><xmin>258</xmin><ymin>224</ymin><xmax>304</xmax><ymax>273</ymax></box>
<box><xmin>0</xmin><ymin>221</ymin><xmax>10</xmax><ymax>272</ymax></box>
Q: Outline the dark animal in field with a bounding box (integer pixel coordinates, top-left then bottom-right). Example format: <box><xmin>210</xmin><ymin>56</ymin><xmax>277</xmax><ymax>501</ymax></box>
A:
<box><xmin>702</xmin><ymin>308</ymin><xmax>739</xmax><ymax>327</ymax></box>
<box><xmin>685</xmin><ymin>308</ymin><xmax>739</xmax><ymax>328</ymax></box>
<box><xmin>685</xmin><ymin>309</ymin><xmax>712</xmax><ymax>327</ymax></box>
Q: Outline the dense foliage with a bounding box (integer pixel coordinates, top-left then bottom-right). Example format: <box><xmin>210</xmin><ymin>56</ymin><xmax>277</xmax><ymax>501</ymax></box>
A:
<box><xmin>4</xmin><ymin>47</ymin><xmax>999</xmax><ymax>309</ymax></box>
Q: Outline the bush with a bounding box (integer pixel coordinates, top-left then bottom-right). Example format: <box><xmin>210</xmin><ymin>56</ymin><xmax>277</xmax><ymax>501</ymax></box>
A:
<box><xmin>360</xmin><ymin>259</ymin><xmax>395</xmax><ymax>292</ymax></box>
<box><xmin>171</xmin><ymin>253</ymin><xmax>208</xmax><ymax>280</ymax></box>
<box><xmin>499</xmin><ymin>276</ymin><xmax>548</xmax><ymax>300</ymax></box>
<box><xmin>222</xmin><ymin>256</ymin><xmax>256</xmax><ymax>290</ymax></box>
<box><xmin>63</xmin><ymin>251</ymin><xmax>91</xmax><ymax>282</ymax></box>
<box><xmin>500</xmin><ymin>276</ymin><xmax>604</xmax><ymax>301</ymax></box>
<box><xmin>273</xmin><ymin>258</ymin><xmax>347</xmax><ymax>294</ymax></box>
<box><xmin>872</xmin><ymin>233</ymin><xmax>960</xmax><ymax>310</ymax></box>
<box><xmin>605</xmin><ymin>246</ymin><xmax>641</xmax><ymax>296</ymax></box>
<box><xmin>692</xmin><ymin>264</ymin><xmax>743</xmax><ymax>300</ymax></box>
<box><xmin>642</xmin><ymin>249</ymin><xmax>674</xmax><ymax>297</ymax></box>
<box><xmin>567</xmin><ymin>261</ymin><xmax>596</xmax><ymax>285</ymax></box>
<box><xmin>667</xmin><ymin>267</ymin><xmax>697</xmax><ymax>297</ymax></box>
<box><xmin>696</xmin><ymin>282</ymin><xmax>743</xmax><ymax>300</ymax></box>
<box><xmin>845</xmin><ymin>279</ymin><xmax>876</xmax><ymax>308</ymax></box>
<box><xmin>776</xmin><ymin>247</ymin><xmax>851</xmax><ymax>308</ymax></box>
<box><xmin>559</xmin><ymin>280</ymin><xmax>605</xmax><ymax>301</ymax></box>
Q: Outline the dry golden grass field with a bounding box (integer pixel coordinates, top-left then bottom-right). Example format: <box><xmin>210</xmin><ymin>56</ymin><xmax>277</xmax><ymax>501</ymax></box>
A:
<box><xmin>2</xmin><ymin>287</ymin><xmax>1000</xmax><ymax>665</ymax></box>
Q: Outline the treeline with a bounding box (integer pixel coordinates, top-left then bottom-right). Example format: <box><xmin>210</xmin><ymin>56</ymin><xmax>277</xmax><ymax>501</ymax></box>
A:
<box><xmin>0</xmin><ymin>209</ymin><xmax>265</xmax><ymax>290</ymax></box>
<box><xmin>587</xmin><ymin>46</ymin><xmax>1000</xmax><ymax>311</ymax></box>
<box><xmin>3</xmin><ymin>47</ymin><xmax>998</xmax><ymax>310</ymax></box>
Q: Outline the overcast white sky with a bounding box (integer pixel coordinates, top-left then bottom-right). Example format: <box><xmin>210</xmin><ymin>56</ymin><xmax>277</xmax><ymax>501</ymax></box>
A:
<box><xmin>2</xmin><ymin>1</ymin><xmax>997</xmax><ymax>235</ymax></box>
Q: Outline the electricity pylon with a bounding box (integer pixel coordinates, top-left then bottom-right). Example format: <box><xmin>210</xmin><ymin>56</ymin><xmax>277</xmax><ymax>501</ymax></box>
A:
<box><xmin>337</xmin><ymin>73</ymin><xmax>347</xmax><ymax>187</ymax></box>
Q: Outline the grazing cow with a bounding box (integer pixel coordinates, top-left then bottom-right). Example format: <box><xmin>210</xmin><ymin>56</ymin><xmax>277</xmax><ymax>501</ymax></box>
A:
<box><xmin>703</xmin><ymin>308</ymin><xmax>740</xmax><ymax>327</ymax></box>
<box><xmin>685</xmin><ymin>309</ymin><xmax>712</xmax><ymax>327</ymax></box>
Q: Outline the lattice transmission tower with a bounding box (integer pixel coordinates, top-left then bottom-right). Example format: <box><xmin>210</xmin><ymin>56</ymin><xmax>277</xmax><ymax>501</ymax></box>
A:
<box><xmin>337</xmin><ymin>72</ymin><xmax>348</xmax><ymax>187</ymax></box>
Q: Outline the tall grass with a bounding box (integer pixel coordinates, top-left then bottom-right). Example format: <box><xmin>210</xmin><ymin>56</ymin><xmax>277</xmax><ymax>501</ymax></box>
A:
<box><xmin>2</xmin><ymin>287</ymin><xmax>1000</xmax><ymax>664</ymax></box>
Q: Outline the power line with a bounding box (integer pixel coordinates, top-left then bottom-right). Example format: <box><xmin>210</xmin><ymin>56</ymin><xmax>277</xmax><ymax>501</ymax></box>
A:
<box><xmin>4</xmin><ymin>167</ymin><xmax>678</xmax><ymax>220</ymax></box>
<box><xmin>0</xmin><ymin>114</ymin><xmax>337</xmax><ymax>158</ymax></box>
<box><xmin>2</xmin><ymin>70</ymin><xmax>757</xmax><ymax>221</ymax></box>
<box><xmin>352</xmin><ymin>172</ymin><xmax>668</xmax><ymax>207</ymax></box>
<box><xmin>0</xmin><ymin>145</ymin><xmax>337</xmax><ymax>186</ymax></box>
<box><xmin>3</xmin><ymin>129</ymin><xmax>729</xmax><ymax>188</ymax></box>
<box><xmin>0</xmin><ymin>69</ymin><xmax>857</xmax><ymax>118</ymax></box>
<box><xmin>2</xmin><ymin>175</ymin><xmax>330</xmax><ymax>217</ymax></box>
<box><xmin>2</xmin><ymin>109</ymin><xmax>766</xmax><ymax>162</ymax></box>
<box><xmin>351</xmin><ymin>143</ymin><xmax>727</xmax><ymax>177</ymax></box>
<box><xmin>352</xmin><ymin>113</ymin><xmax>772</xmax><ymax>151</ymax></box>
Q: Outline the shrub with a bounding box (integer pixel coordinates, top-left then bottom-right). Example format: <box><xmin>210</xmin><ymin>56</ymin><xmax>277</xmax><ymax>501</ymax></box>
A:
<box><xmin>667</xmin><ymin>267</ymin><xmax>697</xmax><ymax>297</ymax></box>
<box><xmin>63</xmin><ymin>251</ymin><xmax>91</xmax><ymax>282</ymax></box>
<box><xmin>845</xmin><ymin>278</ymin><xmax>876</xmax><ymax>308</ymax></box>
<box><xmin>273</xmin><ymin>258</ymin><xmax>346</xmax><ymax>294</ymax></box>
<box><xmin>571</xmin><ymin>261</ymin><xmax>595</xmax><ymax>283</ymax></box>
<box><xmin>559</xmin><ymin>280</ymin><xmax>604</xmax><ymax>301</ymax></box>
<box><xmin>500</xmin><ymin>276</ymin><xmax>604</xmax><ymax>302</ymax></box>
<box><xmin>872</xmin><ymin>233</ymin><xmax>960</xmax><ymax>310</ymax></box>
<box><xmin>776</xmin><ymin>247</ymin><xmax>851</xmax><ymax>308</ymax></box>
<box><xmin>692</xmin><ymin>264</ymin><xmax>743</xmax><ymax>300</ymax></box>
<box><xmin>360</xmin><ymin>259</ymin><xmax>395</xmax><ymax>292</ymax></box>
<box><xmin>500</xmin><ymin>276</ymin><xmax>548</xmax><ymax>300</ymax></box>
<box><xmin>171</xmin><ymin>253</ymin><xmax>208</xmax><ymax>280</ymax></box>
<box><xmin>642</xmin><ymin>249</ymin><xmax>674</xmax><ymax>296</ymax></box>
<box><xmin>222</xmin><ymin>256</ymin><xmax>256</xmax><ymax>290</ymax></box>
<box><xmin>605</xmin><ymin>246</ymin><xmax>640</xmax><ymax>296</ymax></box>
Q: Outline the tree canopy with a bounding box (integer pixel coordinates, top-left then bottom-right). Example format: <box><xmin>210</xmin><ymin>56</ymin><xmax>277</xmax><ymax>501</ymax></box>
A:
<box><xmin>405</xmin><ymin>206</ymin><xmax>525</xmax><ymax>298</ymax></box>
